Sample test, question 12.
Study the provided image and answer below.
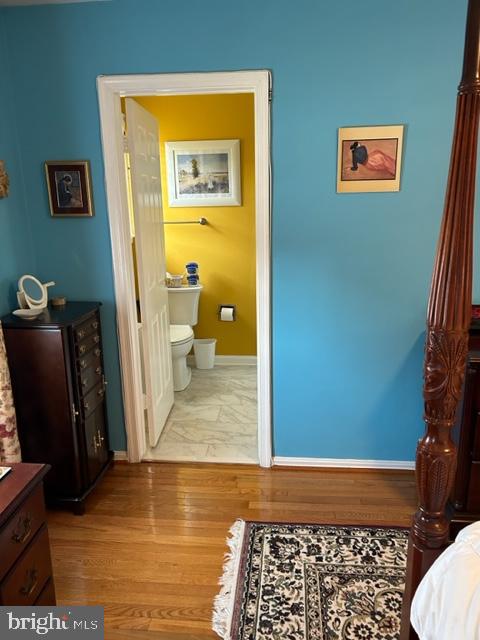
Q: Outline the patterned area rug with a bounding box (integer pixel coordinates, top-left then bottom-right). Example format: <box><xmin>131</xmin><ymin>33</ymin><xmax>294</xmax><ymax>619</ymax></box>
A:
<box><xmin>213</xmin><ymin>521</ymin><xmax>408</xmax><ymax>640</ymax></box>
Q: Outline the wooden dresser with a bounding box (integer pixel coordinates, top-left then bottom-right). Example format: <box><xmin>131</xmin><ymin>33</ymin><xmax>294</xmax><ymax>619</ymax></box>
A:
<box><xmin>450</xmin><ymin>318</ymin><xmax>480</xmax><ymax>534</ymax></box>
<box><xmin>1</xmin><ymin>302</ymin><xmax>113</xmax><ymax>514</ymax></box>
<box><xmin>0</xmin><ymin>463</ymin><xmax>55</xmax><ymax>605</ymax></box>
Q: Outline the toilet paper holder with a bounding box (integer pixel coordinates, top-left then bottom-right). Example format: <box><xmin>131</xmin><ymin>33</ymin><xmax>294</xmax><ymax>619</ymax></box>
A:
<box><xmin>218</xmin><ymin>305</ymin><xmax>236</xmax><ymax>321</ymax></box>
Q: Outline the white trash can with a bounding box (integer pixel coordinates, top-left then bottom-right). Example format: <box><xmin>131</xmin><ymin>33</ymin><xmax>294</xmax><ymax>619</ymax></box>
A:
<box><xmin>193</xmin><ymin>338</ymin><xmax>217</xmax><ymax>369</ymax></box>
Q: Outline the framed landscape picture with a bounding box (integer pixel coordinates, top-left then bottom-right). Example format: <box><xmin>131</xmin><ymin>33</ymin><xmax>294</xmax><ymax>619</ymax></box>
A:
<box><xmin>45</xmin><ymin>160</ymin><xmax>94</xmax><ymax>217</ymax></box>
<box><xmin>165</xmin><ymin>139</ymin><xmax>241</xmax><ymax>207</ymax></box>
<box><xmin>337</xmin><ymin>125</ymin><xmax>405</xmax><ymax>193</ymax></box>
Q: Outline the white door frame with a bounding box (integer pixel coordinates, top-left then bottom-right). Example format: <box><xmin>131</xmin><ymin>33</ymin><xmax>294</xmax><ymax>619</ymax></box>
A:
<box><xmin>97</xmin><ymin>71</ymin><xmax>272</xmax><ymax>467</ymax></box>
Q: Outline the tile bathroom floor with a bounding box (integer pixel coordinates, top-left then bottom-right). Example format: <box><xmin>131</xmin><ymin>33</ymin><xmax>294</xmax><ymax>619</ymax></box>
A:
<box><xmin>144</xmin><ymin>365</ymin><xmax>258</xmax><ymax>464</ymax></box>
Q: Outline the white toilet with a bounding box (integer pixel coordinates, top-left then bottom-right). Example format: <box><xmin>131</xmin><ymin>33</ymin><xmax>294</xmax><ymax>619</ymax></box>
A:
<box><xmin>168</xmin><ymin>284</ymin><xmax>202</xmax><ymax>391</ymax></box>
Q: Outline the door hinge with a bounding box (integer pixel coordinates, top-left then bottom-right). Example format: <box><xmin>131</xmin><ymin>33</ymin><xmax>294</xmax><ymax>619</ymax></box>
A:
<box><xmin>268</xmin><ymin>88</ymin><xmax>273</xmax><ymax>104</ymax></box>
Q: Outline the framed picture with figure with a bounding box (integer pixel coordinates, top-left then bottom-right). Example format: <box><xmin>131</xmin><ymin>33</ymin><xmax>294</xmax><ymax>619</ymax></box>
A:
<box><xmin>45</xmin><ymin>160</ymin><xmax>94</xmax><ymax>217</ymax></box>
<box><xmin>165</xmin><ymin>139</ymin><xmax>241</xmax><ymax>207</ymax></box>
<box><xmin>337</xmin><ymin>125</ymin><xmax>405</xmax><ymax>193</ymax></box>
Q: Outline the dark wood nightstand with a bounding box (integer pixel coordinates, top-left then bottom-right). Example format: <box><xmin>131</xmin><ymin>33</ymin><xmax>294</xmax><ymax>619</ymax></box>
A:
<box><xmin>0</xmin><ymin>463</ymin><xmax>56</xmax><ymax>605</ymax></box>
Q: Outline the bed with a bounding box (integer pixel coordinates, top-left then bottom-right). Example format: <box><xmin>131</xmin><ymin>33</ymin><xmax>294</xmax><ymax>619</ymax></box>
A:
<box><xmin>400</xmin><ymin>0</ymin><xmax>480</xmax><ymax>638</ymax></box>
<box><xmin>410</xmin><ymin>522</ymin><xmax>480</xmax><ymax>639</ymax></box>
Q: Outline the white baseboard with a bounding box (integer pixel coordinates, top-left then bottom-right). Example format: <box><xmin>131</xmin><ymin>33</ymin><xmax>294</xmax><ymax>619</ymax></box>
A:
<box><xmin>187</xmin><ymin>355</ymin><xmax>257</xmax><ymax>366</ymax></box>
<box><xmin>273</xmin><ymin>456</ymin><xmax>415</xmax><ymax>470</ymax></box>
<box><xmin>113</xmin><ymin>450</ymin><xmax>128</xmax><ymax>461</ymax></box>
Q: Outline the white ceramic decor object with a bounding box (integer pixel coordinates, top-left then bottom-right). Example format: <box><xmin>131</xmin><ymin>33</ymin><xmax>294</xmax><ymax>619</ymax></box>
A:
<box><xmin>17</xmin><ymin>275</ymin><xmax>55</xmax><ymax>310</ymax></box>
<box><xmin>12</xmin><ymin>309</ymin><xmax>45</xmax><ymax>320</ymax></box>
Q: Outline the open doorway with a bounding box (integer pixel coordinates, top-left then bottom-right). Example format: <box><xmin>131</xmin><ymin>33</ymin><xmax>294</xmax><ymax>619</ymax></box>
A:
<box><xmin>97</xmin><ymin>71</ymin><xmax>272</xmax><ymax>466</ymax></box>
<box><xmin>125</xmin><ymin>93</ymin><xmax>258</xmax><ymax>463</ymax></box>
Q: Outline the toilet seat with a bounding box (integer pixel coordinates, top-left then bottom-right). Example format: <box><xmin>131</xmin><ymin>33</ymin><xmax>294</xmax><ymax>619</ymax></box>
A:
<box><xmin>170</xmin><ymin>324</ymin><xmax>194</xmax><ymax>345</ymax></box>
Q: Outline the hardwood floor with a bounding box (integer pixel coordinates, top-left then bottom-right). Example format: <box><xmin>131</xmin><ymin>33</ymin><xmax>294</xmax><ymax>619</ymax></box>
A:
<box><xmin>47</xmin><ymin>462</ymin><xmax>416</xmax><ymax>639</ymax></box>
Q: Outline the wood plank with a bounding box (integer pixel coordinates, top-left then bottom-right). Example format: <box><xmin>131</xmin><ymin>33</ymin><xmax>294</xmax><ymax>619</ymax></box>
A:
<box><xmin>48</xmin><ymin>461</ymin><xmax>416</xmax><ymax>638</ymax></box>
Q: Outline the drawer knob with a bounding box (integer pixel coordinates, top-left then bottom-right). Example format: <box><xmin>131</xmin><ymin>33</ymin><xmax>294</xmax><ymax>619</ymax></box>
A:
<box><xmin>98</xmin><ymin>388</ymin><xmax>105</xmax><ymax>398</ymax></box>
<box><xmin>95</xmin><ymin>366</ymin><xmax>102</xmax><ymax>376</ymax></box>
<box><xmin>93</xmin><ymin>335</ymin><xmax>100</xmax><ymax>344</ymax></box>
<box><xmin>94</xmin><ymin>348</ymin><xmax>101</xmax><ymax>357</ymax></box>
<box><xmin>11</xmin><ymin>513</ymin><xmax>33</xmax><ymax>544</ymax></box>
<box><xmin>79</xmin><ymin>345</ymin><xmax>87</xmax><ymax>355</ymax></box>
<box><xmin>80</xmin><ymin>359</ymin><xmax>87</xmax><ymax>369</ymax></box>
<box><xmin>20</xmin><ymin>568</ymin><xmax>38</xmax><ymax>597</ymax></box>
<box><xmin>78</xmin><ymin>329</ymin><xmax>86</xmax><ymax>339</ymax></box>
<box><xmin>84</xmin><ymin>401</ymin><xmax>90</xmax><ymax>411</ymax></box>
<box><xmin>92</xmin><ymin>321</ymin><xmax>99</xmax><ymax>329</ymax></box>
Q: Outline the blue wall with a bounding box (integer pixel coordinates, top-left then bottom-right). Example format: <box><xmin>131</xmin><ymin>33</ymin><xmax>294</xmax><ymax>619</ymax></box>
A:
<box><xmin>0</xmin><ymin>0</ymin><xmax>472</xmax><ymax>458</ymax></box>
<box><xmin>0</xmin><ymin>13</ymin><xmax>35</xmax><ymax>316</ymax></box>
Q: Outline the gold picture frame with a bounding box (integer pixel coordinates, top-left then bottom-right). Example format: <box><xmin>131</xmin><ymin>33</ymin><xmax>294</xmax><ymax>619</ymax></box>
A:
<box><xmin>45</xmin><ymin>160</ymin><xmax>94</xmax><ymax>217</ymax></box>
<box><xmin>0</xmin><ymin>161</ymin><xmax>9</xmax><ymax>199</ymax></box>
<box><xmin>337</xmin><ymin>125</ymin><xmax>404</xmax><ymax>193</ymax></box>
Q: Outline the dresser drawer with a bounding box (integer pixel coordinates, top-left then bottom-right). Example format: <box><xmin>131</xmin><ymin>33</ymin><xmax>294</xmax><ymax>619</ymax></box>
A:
<box><xmin>0</xmin><ymin>525</ymin><xmax>52</xmax><ymax>605</ymax></box>
<box><xmin>77</xmin><ymin>347</ymin><xmax>102</xmax><ymax>373</ymax></box>
<box><xmin>0</xmin><ymin>485</ymin><xmax>46</xmax><ymax>580</ymax></box>
<box><xmin>81</xmin><ymin>382</ymin><xmax>105</xmax><ymax>418</ymax></box>
<box><xmin>78</xmin><ymin>358</ymin><xmax>103</xmax><ymax>395</ymax></box>
<box><xmin>75</xmin><ymin>332</ymin><xmax>101</xmax><ymax>358</ymax></box>
<box><xmin>74</xmin><ymin>314</ymin><xmax>100</xmax><ymax>343</ymax></box>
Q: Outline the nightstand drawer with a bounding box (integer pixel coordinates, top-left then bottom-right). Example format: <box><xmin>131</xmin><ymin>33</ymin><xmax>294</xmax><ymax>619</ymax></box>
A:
<box><xmin>0</xmin><ymin>485</ymin><xmax>46</xmax><ymax>580</ymax></box>
<box><xmin>0</xmin><ymin>525</ymin><xmax>52</xmax><ymax>605</ymax></box>
<box><xmin>34</xmin><ymin>577</ymin><xmax>56</xmax><ymax>606</ymax></box>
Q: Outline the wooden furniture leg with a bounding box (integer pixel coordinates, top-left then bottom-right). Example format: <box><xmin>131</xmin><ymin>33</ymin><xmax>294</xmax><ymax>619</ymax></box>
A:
<box><xmin>400</xmin><ymin>1</ymin><xmax>480</xmax><ymax>637</ymax></box>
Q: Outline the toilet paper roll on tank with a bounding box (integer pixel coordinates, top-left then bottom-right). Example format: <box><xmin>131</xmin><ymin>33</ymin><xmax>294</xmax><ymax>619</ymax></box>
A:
<box><xmin>219</xmin><ymin>305</ymin><xmax>235</xmax><ymax>321</ymax></box>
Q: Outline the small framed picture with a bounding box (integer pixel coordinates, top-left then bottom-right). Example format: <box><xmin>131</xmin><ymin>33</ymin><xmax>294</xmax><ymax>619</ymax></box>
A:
<box><xmin>165</xmin><ymin>139</ymin><xmax>241</xmax><ymax>207</ymax></box>
<box><xmin>337</xmin><ymin>125</ymin><xmax>405</xmax><ymax>193</ymax></box>
<box><xmin>45</xmin><ymin>160</ymin><xmax>94</xmax><ymax>217</ymax></box>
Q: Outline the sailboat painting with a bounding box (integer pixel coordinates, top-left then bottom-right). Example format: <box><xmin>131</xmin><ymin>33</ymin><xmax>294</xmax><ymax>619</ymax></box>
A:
<box><xmin>166</xmin><ymin>139</ymin><xmax>241</xmax><ymax>207</ymax></box>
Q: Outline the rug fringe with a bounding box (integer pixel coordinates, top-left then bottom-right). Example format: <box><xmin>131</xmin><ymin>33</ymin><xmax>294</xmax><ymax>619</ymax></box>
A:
<box><xmin>212</xmin><ymin>519</ymin><xmax>246</xmax><ymax>639</ymax></box>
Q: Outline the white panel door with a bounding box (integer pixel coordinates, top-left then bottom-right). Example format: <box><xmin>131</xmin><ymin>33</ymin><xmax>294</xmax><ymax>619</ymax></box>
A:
<box><xmin>126</xmin><ymin>98</ymin><xmax>173</xmax><ymax>447</ymax></box>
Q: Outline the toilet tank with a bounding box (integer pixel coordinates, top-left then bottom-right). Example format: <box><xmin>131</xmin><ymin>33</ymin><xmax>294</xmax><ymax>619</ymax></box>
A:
<box><xmin>167</xmin><ymin>284</ymin><xmax>202</xmax><ymax>326</ymax></box>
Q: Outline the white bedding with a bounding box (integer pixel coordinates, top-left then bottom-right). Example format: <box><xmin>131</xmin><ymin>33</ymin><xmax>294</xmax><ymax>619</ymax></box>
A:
<box><xmin>411</xmin><ymin>521</ymin><xmax>480</xmax><ymax>639</ymax></box>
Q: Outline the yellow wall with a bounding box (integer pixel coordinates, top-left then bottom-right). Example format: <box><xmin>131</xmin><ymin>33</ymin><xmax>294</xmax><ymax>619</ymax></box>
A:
<box><xmin>135</xmin><ymin>94</ymin><xmax>256</xmax><ymax>356</ymax></box>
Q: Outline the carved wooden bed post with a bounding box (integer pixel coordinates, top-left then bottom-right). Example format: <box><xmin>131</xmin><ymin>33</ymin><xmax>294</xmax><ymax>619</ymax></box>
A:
<box><xmin>400</xmin><ymin>1</ymin><xmax>480</xmax><ymax>637</ymax></box>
